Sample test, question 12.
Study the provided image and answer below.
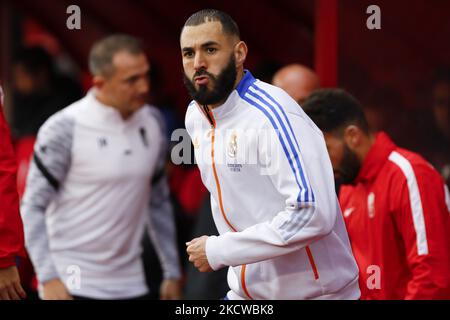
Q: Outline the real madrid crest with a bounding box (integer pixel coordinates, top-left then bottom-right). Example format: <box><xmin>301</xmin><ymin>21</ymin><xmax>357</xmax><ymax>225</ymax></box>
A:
<box><xmin>227</xmin><ymin>131</ymin><xmax>238</xmax><ymax>158</ymax></box>
<box><xmin>193</xmin><ymin>136</ymin><xmax>200</xmax><ymax>149</ymax></box>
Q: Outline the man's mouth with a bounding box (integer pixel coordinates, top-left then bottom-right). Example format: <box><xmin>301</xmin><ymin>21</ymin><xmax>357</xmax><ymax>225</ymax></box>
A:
<box><xmin>194</xmin><ymin>75</ymin><xmax>209</xmax><ymax>86</ymax></box>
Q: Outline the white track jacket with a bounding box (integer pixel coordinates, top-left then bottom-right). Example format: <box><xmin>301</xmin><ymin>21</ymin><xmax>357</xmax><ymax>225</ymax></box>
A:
<box><xmin>185</xmin><ymin>71</ymin><xmax>360</xmax><ymax>300</ymax></box>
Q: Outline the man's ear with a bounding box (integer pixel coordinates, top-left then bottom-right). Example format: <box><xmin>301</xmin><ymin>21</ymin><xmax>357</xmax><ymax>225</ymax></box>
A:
<box><xmin>234</xmin><ymin>41</ymin><xmax>248</xmax><ymax>67</ymax></box>
<box><xmin>343</xmin><ymin>125</ymin><xmax>362</xmax><ymax>150</ymax></box>
<box><xmin>92</xmin><ymin>75</ymin><xmax>105</xmax><ymax>89</ymax></box>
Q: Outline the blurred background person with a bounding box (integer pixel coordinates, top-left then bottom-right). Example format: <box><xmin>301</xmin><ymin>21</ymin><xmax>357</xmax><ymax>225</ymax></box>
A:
<box><xmin>7</xmin><ymin>46</ymin><xmax>83</xmax><ymax>298</ymax></box>
<box><xmin>0</xmin><ymin>85</ymin><xmax>27</xmax><ymax>300</ymax></box>
<box><xmin>417</xmin><ymin>68</ymin><xmax>450</xmax><ymax>188</ymax></box>
<box><xmin>20</xmin><ymin>34</ymin><xmax>182</xmax><ymax>300</ymax></box>
<box><xmin>10</xmin><ymin>46</ymin><xmax>82</xmax><ymax>139</ymax></box>
<box><xmin>359</xmin><ymin>85</ymin><xmax>411</xmax><ymax>149</ymax></box>
<box><xmin>432</xmin><ymin>68</ymin><xmax>450</xmax><ymax>145</ymax></box>
<box><xmin>304</xmin><ymin>89</ymin><xmax>450</xmax><ymax>299</ymax></box>
<box><xmin>272</xmin><ymin>63</ymin><xmax>320</xmax><ymax>105</ymax></box>
<box><xmin>430</xmin><ymin>68</ymin><xmax>450</xmax><ymax>187</ymax></box>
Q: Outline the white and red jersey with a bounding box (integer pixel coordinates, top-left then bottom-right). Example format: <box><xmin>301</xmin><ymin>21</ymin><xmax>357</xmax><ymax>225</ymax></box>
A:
<box><xmin>340</xmin><ymin>132</ymin><xmax>450</xmax><ymax>299</ymax></box>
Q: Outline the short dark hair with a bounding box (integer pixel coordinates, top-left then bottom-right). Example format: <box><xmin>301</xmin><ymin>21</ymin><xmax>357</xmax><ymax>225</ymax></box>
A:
<box><xmin>89</xmin><ymin>34</ymin><xmax>144</xmax><ymax>77</ymax></box>
<box><xmin>183</xmin><ymin>9</ymin><xmax>240</xmax><ymax>39</ymax></box>
<box><xmin>303</xmin><ymin>89</ymin><xmax>369</xmax><ymax>135</ymax></box>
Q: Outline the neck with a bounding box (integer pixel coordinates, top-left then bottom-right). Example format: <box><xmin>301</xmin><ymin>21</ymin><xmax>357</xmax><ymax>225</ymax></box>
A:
<box><xmin>95</xmin><ymin>90</ymin><xmax>132</xmax><ymax>120</ymax></box>
<box><xmin>208</xmin><ymin>68</ymin><xmax>245</xmax><ymax>110</ymax></box>
<box><xmin>356</xmin><ymin>132</ymin><xmax>376</xmax><ymax>163</ymax></box>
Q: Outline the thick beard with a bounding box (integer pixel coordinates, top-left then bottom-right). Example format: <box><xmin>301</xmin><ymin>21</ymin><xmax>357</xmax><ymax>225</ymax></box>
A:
<box><xmin>183</xmin><ymin>55</ymin><xmax>237</xmax><ymax>106</ymax></box>
<box><xmin>338</xmin><ymin>144</ymin><xmax>362</xmax><ymax>185</ymax></box>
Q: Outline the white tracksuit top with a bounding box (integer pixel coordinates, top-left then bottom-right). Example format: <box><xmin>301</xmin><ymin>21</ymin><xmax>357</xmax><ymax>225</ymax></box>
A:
<box><xmin>22</xmin><ymin>91</ymin><xmax>180</xmax><ymax>299</ymax></box>
<box><xmin>185</xmin><ymin>71</ymin><xmax>360</xmax><ymax>300</ymax></box>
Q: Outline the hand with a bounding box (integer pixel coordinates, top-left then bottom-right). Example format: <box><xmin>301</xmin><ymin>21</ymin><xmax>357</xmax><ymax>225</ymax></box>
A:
<box><xmin>186</xmin><ymin>235</ymin><xmax>213</xmax><ymax>273</ymax></box>
<box><xmin>159</xmin><ymin>279</ymin><xmax>183</xmax><ymax>300</ymax></box>
<box><xmin>42</xmin><ymin>278</ymin><xmax>73</xmax><ymax>300</ymax></box>
<box><xmin>0</xmin><ymin>266</ymin><xmax>27</xmax><ymax>300</ymax></box>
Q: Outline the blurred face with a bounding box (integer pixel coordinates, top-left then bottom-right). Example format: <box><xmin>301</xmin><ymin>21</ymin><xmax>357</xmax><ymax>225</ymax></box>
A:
<box><xmin>13</xmin><ymin>64</ymin><xmax>37</xmax><ymax>94</ymax></box>
<box><xmin>180</xmin><ymin>21</ymin><xmax>239</xmax><ymax>106</ymax></box>
<box><xmin>273</xmin><ymin>74</ymin><xmax>318</xmax><ymax>105</ymax></box>
<box><xmin>96</xmin><ymin>51</ymin><xmax>150</xmax><ymax>116</ymax></box>
<box><xmin>432</xmin><ymin>82</ymin><xmax>450</xmax><ymax>138</ymax></box>
<box><xmin>324</xmin><ymin>132</ymin><xmax>361</xmax><ymax>185</ymax></box>
<box><xmin>272</xmin><ymin>66</ymin><xmax>320</xmax><ymax>105</ymax></box>
<box><xmin>286</xmin><ymin>84</ymin><xmax>313</xmax><ymax>105</ymax></box>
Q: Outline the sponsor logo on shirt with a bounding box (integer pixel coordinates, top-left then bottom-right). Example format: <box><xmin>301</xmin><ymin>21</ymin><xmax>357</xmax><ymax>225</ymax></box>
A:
<box><xmin>343</xmin><ymin>207</ymin><xmax>355</xmax><ymax>218</ymax></box>
<box><xmin>193</xmin><ymin>136</ymin><xmax>200</xmax><ymax>149</ymax></box>
<box><xmin>368</xmin><ymin>192</ymin><xmax>376</xmax><ymax>218</ymax></box>
<box><xmin>139</xmin><ymin>127</ymin><xmax>149</xmax><ymax>148</ymax></box>
<box><xmin>98</xmin><ymin>137</ymin><xmax>108</xmax><ymax>148</ymax></box>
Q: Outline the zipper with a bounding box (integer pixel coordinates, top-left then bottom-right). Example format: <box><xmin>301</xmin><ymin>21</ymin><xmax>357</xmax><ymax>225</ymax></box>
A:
<box><xmin>199</xmin><ymin>103</ymin><xmax>253</xmax><ymax>300</ymax></box>
<box><xmin>305</xmin><ymin>246</ymin><xmax>319</xmax><ymax>280</ymax></box>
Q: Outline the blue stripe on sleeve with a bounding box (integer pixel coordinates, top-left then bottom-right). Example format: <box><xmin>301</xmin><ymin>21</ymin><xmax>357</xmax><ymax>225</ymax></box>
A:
<box><xmin>242</xmin><ymin>93</ymin><xmax>305</xmax><ymax>203</ymax></box>
<box><xmin>251</xmin><ymin>84</ymin><xmax>315</xmax><ymax>202</ymax></box>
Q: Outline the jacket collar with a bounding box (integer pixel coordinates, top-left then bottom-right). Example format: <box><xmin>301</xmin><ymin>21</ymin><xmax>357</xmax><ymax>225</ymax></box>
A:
<box><xmin>355</xmin><ymin>132</ymin><xmax>397</xmax><ymax>183</ymax></box>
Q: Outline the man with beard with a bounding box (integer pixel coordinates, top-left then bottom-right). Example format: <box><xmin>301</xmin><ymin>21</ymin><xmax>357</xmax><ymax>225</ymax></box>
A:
<box><xmin>181</xmin><ymin>9</ymin><xmax>360</xmax><ymax>300</ymax></box>
<box><xmin>303</xmin><ymin>89</ymin><xmax>450</xmax><ymax>299</ymax></box>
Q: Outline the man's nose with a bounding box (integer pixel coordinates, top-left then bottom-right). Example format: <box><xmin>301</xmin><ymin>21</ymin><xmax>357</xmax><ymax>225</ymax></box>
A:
<box><xmin>138</xmin><ymin>77</ymin><xmax>150</xmax><ymax>94</ymax></box>
<box><xmin>194</xmin><ymin>52</ymin><xmax>207</xmax><ymax>71</ymax></box>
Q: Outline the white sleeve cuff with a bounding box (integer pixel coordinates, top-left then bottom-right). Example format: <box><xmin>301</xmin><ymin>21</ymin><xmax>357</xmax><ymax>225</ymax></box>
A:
<box><xmin>205</xmin><ymin>235</ymin><xmax>226</xmax><ymax>271</ymax></box>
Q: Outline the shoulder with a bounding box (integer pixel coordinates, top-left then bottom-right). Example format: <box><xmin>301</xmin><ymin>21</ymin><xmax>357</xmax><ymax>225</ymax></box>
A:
<box><xmin>142</xmin><ymin>104</ymin><xmax>165</xmax><ymax>125</ymax></box>
<box><xmin>184</xmin><ymin>100</ymin><xmax>201</xmax><ymax>133</ymax></box>
<box><xmin>42</xmin><ymin>93</ymin><xmax>90</xmax><ymax>129</ymax></box>
<box><xmin>38</xmin><ymin>102</ymin><xmax>79</xmax><ymax>138</ymax></box>
<box><xmin>386</xmin><ymin>149</ymin><xmax>445</xmax><ymax>200</ymax></box>
<box><xmin>136</xmin><ymin>105</ymin><xmax>169</xmax><ymax>142</ymax></box>
<box><xmin>185</xmin><ymin>100</ymin><xmax>198</xmax><ymax>119</ymax></box>
<box><xmin>387</xmin><ymin>149</ymin><xmax>441</xmax><ymax>180</ymax></box>
<box><xmin>245</xmin><ymin>80</ymin><xmax>322</xmax><ymax>135</ymax></box>
<box><xmin>34</xmin><ymin>106</ymin><xmax>77</xmax><ymax>157</ymax></box>
<box><xmin>247</xmin><ymin>80</ymin><xmax>303</xmax><ymax>115</ymax></box>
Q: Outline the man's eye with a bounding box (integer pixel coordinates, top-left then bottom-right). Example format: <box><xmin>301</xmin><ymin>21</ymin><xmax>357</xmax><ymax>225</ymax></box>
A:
<box><xmin>206</xmin><ymin>48</ymin><xmax>217</xmax><ymax>54</ymax></box>
<box><xmin>126</xmin><ymin>76</ymin><xmax>138</xmax><ymax>84</ymax></box>
<box><xmin>184</xmin><ymin>51</ymin><xmax>194</xmax><ymax>58</ymax></box>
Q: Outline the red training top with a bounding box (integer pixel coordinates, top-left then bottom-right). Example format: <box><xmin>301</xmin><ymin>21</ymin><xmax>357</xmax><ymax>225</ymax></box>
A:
<box><xmin>340</xmin><ymin>132</ymin><xmax>450</xmax><ymax>299</ymax></box>
<box><xmin>0</xmin><ymin>86</ymin><xmax>25</xmax><ymax>268</ymax></box>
